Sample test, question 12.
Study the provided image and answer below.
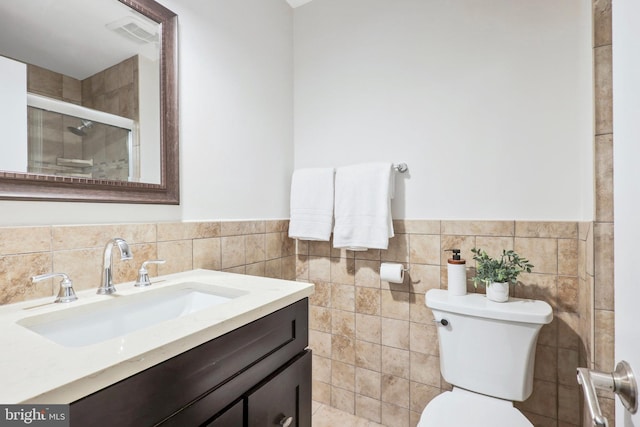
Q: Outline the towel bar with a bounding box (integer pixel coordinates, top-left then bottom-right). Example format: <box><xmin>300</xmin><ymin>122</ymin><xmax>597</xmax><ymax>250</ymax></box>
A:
<box><xmin>393</xmin><ymin>163</ymin><xmax>408</xmax><ymax>173</ymax></box>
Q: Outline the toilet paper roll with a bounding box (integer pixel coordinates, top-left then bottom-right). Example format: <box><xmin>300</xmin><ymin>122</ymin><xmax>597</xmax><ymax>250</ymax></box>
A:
<box><xmin>380</xmin><ymin>262</ymin><xmax>405</xmax><ymax>284</ymax></box>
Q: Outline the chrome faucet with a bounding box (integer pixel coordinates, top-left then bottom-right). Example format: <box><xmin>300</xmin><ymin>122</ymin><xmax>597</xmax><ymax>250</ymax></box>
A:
<box><xmin>97</xmin><ymin>237</ymin><xmax>133</xmax><ymax>295</ymax></box>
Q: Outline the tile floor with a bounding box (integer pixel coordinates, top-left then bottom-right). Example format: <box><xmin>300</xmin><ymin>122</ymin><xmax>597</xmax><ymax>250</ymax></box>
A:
<box><xmin>311</xmin><ymin>401</ymin><xmax>386</xmax><ymax>427</ymax></box>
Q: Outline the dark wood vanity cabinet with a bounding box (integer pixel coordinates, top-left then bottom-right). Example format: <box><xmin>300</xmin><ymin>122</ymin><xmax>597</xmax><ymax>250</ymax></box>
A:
<box><xmin>69</xmin><ymin>298</ymin><xmax>310</xmax><ymax>427</ymax></box>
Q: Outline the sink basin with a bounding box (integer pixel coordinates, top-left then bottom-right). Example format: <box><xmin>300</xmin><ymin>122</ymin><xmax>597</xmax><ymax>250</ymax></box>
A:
<box><xmin>17</xmin><ymin>282</ymin><xmax>247</xmax><ymax>347</ymax></box>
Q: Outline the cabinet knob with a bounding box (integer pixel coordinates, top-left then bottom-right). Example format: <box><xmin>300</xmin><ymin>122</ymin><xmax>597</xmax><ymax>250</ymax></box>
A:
<box><xmin>279</xmin><ymin>415</ymin><xmax>293</xmax><ymax>427</ymax></box>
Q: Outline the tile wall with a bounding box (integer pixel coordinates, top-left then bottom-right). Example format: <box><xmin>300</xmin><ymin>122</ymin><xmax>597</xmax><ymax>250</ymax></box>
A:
<box><xmin>591</xmin><ymin>0</ymin><xmax>615</xmax><ymax>423</ymax></box>
<box><xmin>0</xmin><ymin>220</ymin><xmax>295</xmax><ymax>305</ymax></box>
<box><xmin>299</xmin><ymin>220</ymin><xmax>591</xmax><ymax>427</ymax></box>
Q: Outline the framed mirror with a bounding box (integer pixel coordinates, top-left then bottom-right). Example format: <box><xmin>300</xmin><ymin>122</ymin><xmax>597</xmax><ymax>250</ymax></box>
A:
<box><xmin>0</xmin><ymin>0</ymin><xmax>178</xmax><ymax>204</ymax></box>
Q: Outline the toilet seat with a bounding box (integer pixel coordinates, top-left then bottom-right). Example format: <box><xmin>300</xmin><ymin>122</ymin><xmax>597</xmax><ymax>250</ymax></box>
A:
<box><xmin>417</xmin><ymin>388</ymin><xmax>532</xmax><ymax>427</ymax></box>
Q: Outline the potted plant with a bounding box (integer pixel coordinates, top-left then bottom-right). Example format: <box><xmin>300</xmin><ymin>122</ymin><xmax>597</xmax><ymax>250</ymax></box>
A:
<box><xmin>471</xmin><ymin>248</ymin><xmax>534</xmax><ymax>302</ymax></box>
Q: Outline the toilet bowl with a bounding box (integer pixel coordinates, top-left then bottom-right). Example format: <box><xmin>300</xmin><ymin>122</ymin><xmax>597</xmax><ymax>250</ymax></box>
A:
<box><xmin>417</xmin><ymin>388</ymin><xmax>532</xmax><ymax>427</ymax></box>
<box><xmin>420</xmin><ymin>289</ymin><xmax>553</xmax><ymax>427</ymax></box>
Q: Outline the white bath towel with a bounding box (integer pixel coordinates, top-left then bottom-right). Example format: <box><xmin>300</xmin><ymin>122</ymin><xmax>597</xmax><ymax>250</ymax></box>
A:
<box><xmin>333</xmin><ymin>163</ymin><xmax>395</xmax><ymax>250</ymax></box>
<box><xmin>288</xmin><ymin>168</ymin><xmax>335</xmax><ymax>241</ymax></box>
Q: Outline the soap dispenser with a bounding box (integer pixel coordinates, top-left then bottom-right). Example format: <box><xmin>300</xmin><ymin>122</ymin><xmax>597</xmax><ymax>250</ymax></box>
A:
<box><xmin>445</xmin><ymin>249</ymin><xmax>467</xmax><ymax>296</ymax></box>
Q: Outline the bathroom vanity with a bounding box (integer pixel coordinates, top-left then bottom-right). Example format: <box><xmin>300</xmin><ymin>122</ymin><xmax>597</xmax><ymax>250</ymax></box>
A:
<box><xmin>0</xmin><ymin>269</ymin><xmax>313</xmax><ymax>427</ymax></box>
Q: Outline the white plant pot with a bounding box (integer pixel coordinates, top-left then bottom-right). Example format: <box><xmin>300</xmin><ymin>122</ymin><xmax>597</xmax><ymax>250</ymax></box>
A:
<box><xmin>487</xmin><ymin>282</ymin><xmax>509</xmax><ymax>302</ymax></box>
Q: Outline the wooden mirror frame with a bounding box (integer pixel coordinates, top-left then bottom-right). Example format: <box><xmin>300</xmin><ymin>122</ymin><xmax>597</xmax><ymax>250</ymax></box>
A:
<box><xmin>0</xmin><ymin>0</ymin><xmax>179</xmax><ymax>204</ymax></box>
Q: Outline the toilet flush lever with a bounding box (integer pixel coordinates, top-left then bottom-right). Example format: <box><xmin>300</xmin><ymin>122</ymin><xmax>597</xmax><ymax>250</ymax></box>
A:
<box><xmin>576</xmin><ymin>361</ymin><xmax>638</xmax><ymax>427</ymax></box>
<box><xmin>433</xmin><ymin>318</ymin><xmax>449</xmax><ymax>326</ymax></box>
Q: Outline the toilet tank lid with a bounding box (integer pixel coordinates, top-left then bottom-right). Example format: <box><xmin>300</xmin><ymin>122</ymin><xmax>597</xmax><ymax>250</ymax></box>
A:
<box><xmin>425</xmin><ymin>289</ymin><xmax>553</xmax><ymax>324</ymax></box>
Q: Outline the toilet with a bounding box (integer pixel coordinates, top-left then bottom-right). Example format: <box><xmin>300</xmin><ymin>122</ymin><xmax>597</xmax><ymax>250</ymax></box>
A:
<box><xmin>418</xmin><ymin>289</ymin><xmax>553</xmax><ymax>427</ymax></box>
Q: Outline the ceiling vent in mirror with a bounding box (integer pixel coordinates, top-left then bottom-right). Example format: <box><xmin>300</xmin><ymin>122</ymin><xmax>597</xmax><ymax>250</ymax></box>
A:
<box><xmin>106</xmin><ymin>16</ymin><xmax>158</xmax><ymax>45</ymax></box>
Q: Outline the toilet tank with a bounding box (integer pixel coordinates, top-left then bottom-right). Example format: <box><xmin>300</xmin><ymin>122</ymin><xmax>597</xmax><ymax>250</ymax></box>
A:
<box><xmin>425</xmin><ymin>289</ymin><xmax>552</xmax><ymax>402</ymax></box>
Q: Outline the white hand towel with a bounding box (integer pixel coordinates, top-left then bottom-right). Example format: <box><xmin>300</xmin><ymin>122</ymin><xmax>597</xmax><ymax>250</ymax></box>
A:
<box><xmin>333</xmin><ymin>163</ymin><xmax>395</xmax><ymax>250</ymax></box>
<box><xmin>288</xmin><ymin>168</ymin><xmax>335</xmax><ymax>241</ymax></box>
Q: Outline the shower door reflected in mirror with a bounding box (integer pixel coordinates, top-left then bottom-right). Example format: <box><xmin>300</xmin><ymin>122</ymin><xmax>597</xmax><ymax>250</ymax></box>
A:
<box><xmin>0</xmin><ymin>0</ymin><xmax>161</xmax><ymax>185</ymax></box>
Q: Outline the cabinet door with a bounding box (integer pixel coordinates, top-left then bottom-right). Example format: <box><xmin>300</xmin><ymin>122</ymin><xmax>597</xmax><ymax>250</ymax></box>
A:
<box><xmin>204</xmin><ymin>400</ymin><xmax>243</xmax><ymax>427</ymax></box>
<box><xmin>246</xmin><ymin>350</ymin><xmax>311</xmax><ymax>427</ymax></box>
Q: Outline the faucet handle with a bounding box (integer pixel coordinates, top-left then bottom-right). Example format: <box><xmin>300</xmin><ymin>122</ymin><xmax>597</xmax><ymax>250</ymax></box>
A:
<box><xmin>135</xmin><ymin>259</ymin><xmax>166</xmax><ymax>287</ymax></box>
<box><xmin>32</xmin><ymin>273</ymin><xmax>78</xmax><ymax>303</ymax></box>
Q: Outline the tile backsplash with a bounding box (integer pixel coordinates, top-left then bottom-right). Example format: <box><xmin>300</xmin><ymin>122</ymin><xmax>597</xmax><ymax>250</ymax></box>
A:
<box><xmin>0</xmin><ymin>220</ymin><xmax>295</xmax><ymax>305</ymax></box>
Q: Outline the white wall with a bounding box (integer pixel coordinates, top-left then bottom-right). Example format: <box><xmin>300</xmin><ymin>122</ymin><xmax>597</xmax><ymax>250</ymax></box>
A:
<box><xmin>0</xmin><ymin>56</ymin><xmax>27</xmax><ymax>173</ymax></box>
<box><xmin>0</xmin><ymin>0</ymin><xmax>293</xmax><ymax>226</ymax></box>
<box><xmin>293</xmin><ymin>0</ymin><xmax>594</xmax><ymax>220</ymax></box>
<box><xmin>163</xmin><ymin>0</ymin><xmax>294</xmax><ymax>221</ymax></box>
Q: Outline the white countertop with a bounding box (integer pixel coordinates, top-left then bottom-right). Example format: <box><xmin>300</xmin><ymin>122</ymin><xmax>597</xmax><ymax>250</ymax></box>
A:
<box><xmin>0</xmin><ymin>269</ymin><xmax>313</xmax><ymax>404</ymax></box>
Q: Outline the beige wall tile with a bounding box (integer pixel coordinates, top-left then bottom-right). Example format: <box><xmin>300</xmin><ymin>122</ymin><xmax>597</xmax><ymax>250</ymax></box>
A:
<box><xmin>113</xmin><ymin>243</ymin><xmax>157</xmax><ymax>283</ymax></box>
<box><xmin>245</xmin><ymin>234</ymin><xmax>265</xmax><ymax>264</ymax></box>
<box><xmin>313</xmin><ymin>381</ymin><xmax>331</xmax><ymax>405</ymax></box>
<box><xmin>409</xmin><ymin>381</ymin><xmax>440</xmax><ymax>413</ymax></box>
<box><xmin>594</xmin><ymin>222</ymin><xmax>614</xmax><ymax>310</ymax></box>
<box><xmin>513</xmin><ymin>273</ymin><xmax>557</xmax><ymax>309</ymax></box>
<box><xmin>313</xmin><ymin>355</ymin><xmax>332</xmax><ymax>383</ymax></box>
<box><xmin>382</xmin><ymin>234</ymin><xmax>409</xmax><ymax>263</ymax></box>
<box><xmin>157</xmin><ymin>221</ymin><xmax>220</xmax><ymax>241</ymax></box>
<box><xmin>331</xmin><ymin>386</ymin><xmax>355</xmax><ymax>414</ymax></box>
<box><xmin>221</xmin><ymin>236</ymin><xmax>245</xmax><ymax>269</ymax></box>
<box><xmin>332</xmin><ymin>309</ymin><xmax>355</xmax><ymax>337</ymax></box>
<box><xmin>309</xmin><ymin>240</ymin><xmax>331</xmax><ymax>257</ymax></box>
<box><xmin>594</xmin><ymin>309</ymin><xmax>614</xmax><ymax>371</ymax></box>
<box><xmin>263</xmin><ymin>259</ymin><xmax>280</xmax><ymax>278</ymax></box>
<box><xmin>398</xmin><ymin>220</ymin><xmax>440</xmax><ymax>234</ymax></box>
<box><xmin>331</xmin><ymin>257</ymin><xmax>356</xmax><ymax>285</ymax></box>
<box><xmin>381</xmin><ymin>346</ymin><xmax>410</xmax><ymax>379</ymax></box>
<box><xmin>409</xmin><ymin>234</ymin><xmax>440</xmax><ymax>265</ymax></box>
<box><xmin>332</xmin><ymin>283</ymin><xmax>355</xmax><ymax>311</ymax></box>
<box><xmin>410</xmin><ymin>292</ymin><xmax>434</xmax><ymax>325</ymax></box>
<box><xmin>53</xmin><ymin>248</ymin><xmax>102</xmax><ymax>291</ymax></box>
<box><xmin>381</xmin><ymin>289</ymin><xmax>410</xmax><ymax>320</ymax></box>
<box><xmin>442</xmin><ymin>220</ymin><xmax>514</xmax><ymax>237</ymax></box>
<box><xmin>594</xmin><ymin>45</ymin><xmax>613</xmax><ymax>135</ymax></box>
<box><xmin>0</xmin><ymin>253</ymin><xmax>52</xmax><ymax>304</ymax></box>
<box><xmin>309</xmin><ymin>256</ymin><xmax>331</xmax><ymax>282</ymax></box>
<box><xmin>332</xmin><ymin>334</ymin><xmax>355</xmax><ymax>364</ymax></box>
<box><xmin>310</xmin><ymin>281</ymin><xmax>331</xmax><ymax>307</ymax></box>
<box><xmin>193</xmin><ymin>238</ymin><xmax>221</xmax><ymax>270</ymax></box>
<box><xmin>408</xmin><ymin>264</ymin><xmax>442</xmax><ymax>294</ymax></box>
<box><xmin>558</xmin><ymin>276</ymin><xmax>579</xmax><ymax>313</ymax></box>
<box><xmin>0</xmin><ymin>227</ymin><xmax>51</xmax><ymax>255</ymax></box>
<box><xmin>332</xmin><ymin>360</ymin><xmax>355</xmax><ymax>391</ymax></box>
<box><xmin>266</xmin><ymin>219</ymin><xmax>288</xmax><ymax>233</ymax></box>
<box><xmin>310</xmin><ymin>330</ymin><xmax>332</xmax><ymax>358</ymax></box>
<box><xmin>356</xmin><ymin>287</ymin><xmax>380</xmax><ymax>316</ymax></box>
<box><xmin>409</xmin><ymin>322</ymin><xmax>438</xmax><ymax>356</ymax></box>
<box><xmin>381</xmin><ymin>374</ymin><xmax>409</xmax><ymax>408</ymax></box>
<box><xmin>534</xmin><ymin>345</ymin><xmax>557</xmax><ymax>383</ymax></box>
<box><xmin>356</xmin><ymin>313</ymin><xmax>381</xmax><ymax>344</ymax></box>
<box><xmin>594</xmin><ymin>0</ymin><xmax>612</xmax><ymax>47</ymax></box>
<box><xmin>52</xmin><ymin>224</ymin><xmax>156</xmax><ymax>251</ymax></box>
<box><xmin>355</xmin><ymin>260</ymin><xmax>381</xmax><ymax>288</ymax></box>
<box><xmin>516</xmin><ymin>222</ymin><xmax>577</xmax><ymax>239</ymax></box>
<box><xmin>311</xmin><ymin>306</ymin><xmax>332</xmax><ymax>333</ymax></box>
<box><xmin>516</xmin><ymin>379</ymin><xmax>557</xmax><ymax>419</ymax></box>
<box><xmin>356</xmin><ymin>367</ymin><xmax>381</xmax><ymax>399</ymax></box>
<box><xmin>355</xmin><ymin>340</ymin><xmax>381</xmax><ymax>371</ymax></box>
<box><xmin>514</xmin><ymin>237</ymin><xmax>557</xmax><ymax>275</ymax></box>
<box><xmin>409</xmin><ymin>352</ymin><xmax>440</xmax><ymax>387</ymax></box>
<box><xmin>281</xmin><ymin>256</ymin><xmax>296</xmax><ymax>279</ymax></box>
<box><xmin>265</xmin><ymin>233</ymin><xmax>283</xmax><ymax>260</ymax></box>
<box><xmin>595</xmin><ymin>134</ymin><xmax>614</xmax><ymax>222</ymax></box>
<box><xmin>381</xmin><ymin>318</ymin><xmax>409</xmax><ymax>350</ymax></box>
<box><xmin>557</xmin><ymin>348</ymin><xmax>580</xmax><ymax>387</ymax></box>
<box><xmin>244</xmin><ymin>262</ymin><xmax>266</xmax><ymax>277</ymax></box>
<box><xmin>157</xmin><ymin>240</ymin><xmax>193</xmax><ymax>275</ymax></box>
<box><xmin>556</xmin><ymin>311</ymin><xmax>581</xmax><ymax>351</ymax></box>
<box><xmin>558</xmin><ymin>239</ymin><xmax>578</xmax><ymax>276</ymax></box>
<box><xmin>355</xmin><ymin>394</ymin><xmax>381</xmax><ymax>423</ymax></box>
<box><xmin>381</xmin><ymin>402</ymin><xmax>410</xmax><ymax>427</ymax></box>
<box><xmin>220</xmin><ymin>220</ymin><xmax>265</xmax><ymax>236</ymax></box>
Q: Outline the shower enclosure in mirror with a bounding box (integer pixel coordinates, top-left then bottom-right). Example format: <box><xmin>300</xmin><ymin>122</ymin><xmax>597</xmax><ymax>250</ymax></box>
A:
<box><xmin>0</xmin><ymin>0</ymin><xmax>177</xmax><ymax>204</ymax></box>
